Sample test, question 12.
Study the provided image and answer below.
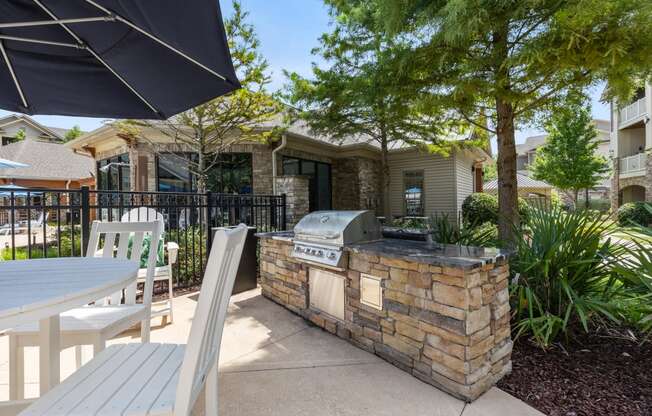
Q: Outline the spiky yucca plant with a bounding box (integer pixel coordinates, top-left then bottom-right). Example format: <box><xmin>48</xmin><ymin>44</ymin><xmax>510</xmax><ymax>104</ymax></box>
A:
<box><xmin>510</xmin><ymin>206</ymin><xmax>627</xmax><ymax>347</ymax></box>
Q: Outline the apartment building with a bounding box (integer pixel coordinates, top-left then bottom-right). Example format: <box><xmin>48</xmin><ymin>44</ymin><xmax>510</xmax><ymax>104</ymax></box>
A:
<box><xmin>610</xmin><ymin>82</ymin><xmax>652</xmax><ymax>210</ymax></box>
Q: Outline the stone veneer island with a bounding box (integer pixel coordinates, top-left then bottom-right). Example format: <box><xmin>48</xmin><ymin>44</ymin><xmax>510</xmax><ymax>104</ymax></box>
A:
<box><xmin>257</xmin><ymin>232</ymin><xmax>512</xmax><ymax>401</ymax></box>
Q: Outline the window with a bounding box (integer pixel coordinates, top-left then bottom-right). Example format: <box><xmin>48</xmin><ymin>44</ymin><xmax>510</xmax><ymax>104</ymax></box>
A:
<box><xmin>157</xmin><ymin>153</ymin><xmax>197</xmax><ymax>192</ymax></box>
<box><xmin>404</xmin><ymin>170</ymin><xmax>424</xmax><ymax>217</ymax></box>
<box><xmin>157</xmin><ymin>152</ymin><xmax>253</xmax><ymax>194</ymax></box>
<box><xmin>2</xmin><ymin>136</ymin><xmax>21</xmax><ymax>146</ymax></box>
<box><xmin>97</xmin><ymin>154</ymin><xmax>130</xmax><ymax>191</ymax></box>
<box><xmin>282</xmin><ymin>156</ymin><xmax>332</xmax><ymax>211</ymax></box>
<box><xmin>207</xmin><ymin>153</ymin><xmax>253</xmax><ymax>194</ymax></box>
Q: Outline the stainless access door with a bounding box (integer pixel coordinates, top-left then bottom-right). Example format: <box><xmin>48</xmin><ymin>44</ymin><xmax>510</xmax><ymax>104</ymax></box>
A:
<box><xmin>309</xmin><ymin>268</ymin><xmax>345</xmax><ymax>320</ymax></box>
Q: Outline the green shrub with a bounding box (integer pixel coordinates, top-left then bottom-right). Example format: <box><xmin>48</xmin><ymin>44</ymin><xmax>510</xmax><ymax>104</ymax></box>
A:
<box><xmin>462</xmin><ymin>193</ymin><xmax>498</xmax><ymax>224</ymax></box>
<box><xmin>510</xmin><ymin>206</ymin><xmax>629</xmax><ymax>347</ymax></box>
<box><xmin>428</xmin><ymin>214</ymin><xmax>498</xmax><ymax>247</ymax></box>
<box><xmin>389</xmin><ymin>216</ymin><xmax>429</xmax><ymax>229</ymax></box>
<box><xmin>617</xmin><ymin>202</ymin><xmax>652</xmax><ymax>226</ymax></box>
<box><xmin>462</xmin><ymin>193</ymin><xmax>531</xmax><ymax>226</ymax></box>
<box><xmin>613</xmin><ymin>205</ymin><xmax>652</xmax><ymax>331</ymax></box>
<box><xmin>167</xmin><ymin>226</ymin><xmax>207</xmax><ymax>287</ymax></box>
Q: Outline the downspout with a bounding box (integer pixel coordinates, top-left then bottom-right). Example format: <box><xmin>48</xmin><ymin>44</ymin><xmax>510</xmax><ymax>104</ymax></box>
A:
<box><xmin>272</xmin><ymin>134</ymin><xmax>287</xmax><ymax>195</ymax></box>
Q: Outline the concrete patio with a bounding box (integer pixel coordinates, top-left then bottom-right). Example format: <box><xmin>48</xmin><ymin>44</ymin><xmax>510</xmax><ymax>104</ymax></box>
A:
<box><xmin>0</xmin><ymin>288</ymin><xmax>543</xmax><ymax>416</ymax></box>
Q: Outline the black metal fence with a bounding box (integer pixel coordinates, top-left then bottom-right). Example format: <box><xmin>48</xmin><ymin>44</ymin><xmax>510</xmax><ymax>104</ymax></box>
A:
<box><xmin>0</xmin><ymin>186</ymin><xmax>286</xmax><ymax>287</ymax></box>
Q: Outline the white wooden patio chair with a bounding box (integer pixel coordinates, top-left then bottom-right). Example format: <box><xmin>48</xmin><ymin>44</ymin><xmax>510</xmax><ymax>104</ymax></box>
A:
<box><xmin>0</xmin><ymin>211</ymin><xmax>49</xmax><ymax>236</ymax></box>
<box><xmin>17</xmin><ymin>224</ymin><xmax>248</xmax><ymax>416</ymax></box>
<box><xmin>8</xmin><ymin>220</ymin><xmax>162</xmax><ymax>401</ymax></box>
<box><xmin>121</xmin><ymin>207</ymin><xmax>179</xmax><ymax>324</ymax></box>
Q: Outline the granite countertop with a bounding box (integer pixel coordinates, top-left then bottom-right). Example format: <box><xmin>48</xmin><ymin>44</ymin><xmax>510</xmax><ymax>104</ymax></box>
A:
<box><xmin>257</xmin><ymin>231</ymin><xmax>509</xmax><ymax>269</ymax></box>
<box><xmin>346</xmin><ymin>239</ymin><xmax>509</xmax><ymax>269</ymax></box>
<box><xmin>255</xmin><ymin>231</ymin><xmax>294</xmax><ymax>242</ymax></box>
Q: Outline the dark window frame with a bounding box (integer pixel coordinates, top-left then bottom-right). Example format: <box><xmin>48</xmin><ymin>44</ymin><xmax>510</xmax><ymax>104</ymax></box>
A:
<box><xmin>96</xmin><ymin>153</ymin><xmax>130</xmax><ymax>191</ymax></box>
<box><xmin>282</xmin><ymin>156</ymin><xmax>332</xmax><ymax>211</ymax></box>
<box><xmin>156</xmin><ymin>152</ymin><xmax>254</xmax><ymax>194</ymax></box>
<box><xmin>403</xmin><ymin>169</ymin><xmax>425</xmax><ymax>217</ymax></box>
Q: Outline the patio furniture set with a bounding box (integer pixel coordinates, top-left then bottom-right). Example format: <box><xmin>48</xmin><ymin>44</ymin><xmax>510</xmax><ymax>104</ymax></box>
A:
<box><xmin>0</xmin><ymin>211</ymin><xmax>248</xmax><ymax>415</ymax></box>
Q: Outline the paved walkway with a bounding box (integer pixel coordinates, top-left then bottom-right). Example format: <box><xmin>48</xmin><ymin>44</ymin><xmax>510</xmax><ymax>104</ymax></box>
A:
<box><xmin>0</xmin><ymin>288</ymin><xmax>544</xmax><ymax>416</ymax></box>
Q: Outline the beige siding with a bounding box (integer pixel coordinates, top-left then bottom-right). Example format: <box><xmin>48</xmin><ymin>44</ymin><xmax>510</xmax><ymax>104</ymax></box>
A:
<box><xmin>454</xmin><ymin>150</ymin><xmax>476</xmax><ymax>213</ymax></box>
<box><xmin>387</xmin><ymin>150</ymin><xmax>456</xmax><ymax>217</ymax></box>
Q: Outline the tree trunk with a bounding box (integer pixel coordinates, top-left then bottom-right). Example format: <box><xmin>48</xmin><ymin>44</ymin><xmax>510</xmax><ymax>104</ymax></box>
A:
<box><xmin>196</xmin><ymin>139</ymin><xmax>207</xmax><ymax>194</ymax></box>
<box><xmin>584</xmin><ymin>188</ymin><xmax>590</xmax><ymax>209</ymax></box>
<box><xmin>493</xmin><ymin>24</ymin><xmax>518</xmax><ymax>245</ymax></box>
<box><xmin>380</xmin><ymin>131</ymin><xmax>392</xmax><ymax>223</ymax></box>
<box><xmin>495</xmin><ymin>97</ymin><xmax>519</xmax><ymax>244</ymax></box>
<box><xmin>573</xmin><ymin>189</ymin><xmax>579</xmax><ymax>209</ymax></box>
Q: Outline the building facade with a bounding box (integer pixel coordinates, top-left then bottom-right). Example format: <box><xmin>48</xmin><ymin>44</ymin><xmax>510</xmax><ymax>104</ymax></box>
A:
<box><xmin>66</xmin><ymin>122</ymin><xmax>489</xmax><ymax>226</ymax></box>
<box><xmin>0</xmin><ymin>114</ymin><xmax>94</xmax><ymax>189</ymax></box>
<box><xmin>516</xmin><ymin>119</ymin><xmax>611</xmax><ymax>202</ymax></box>
<box><xmin>610</xmin><ymin>82</ymin><xmax>652</xmax><ymax>211</ymax></box>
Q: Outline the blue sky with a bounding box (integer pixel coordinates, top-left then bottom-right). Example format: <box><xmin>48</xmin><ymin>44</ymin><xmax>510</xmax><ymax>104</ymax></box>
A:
<box><xmin>0</xmin><ymin>0</ymin><xmax>609</xmax><ymax>145</ymax></box>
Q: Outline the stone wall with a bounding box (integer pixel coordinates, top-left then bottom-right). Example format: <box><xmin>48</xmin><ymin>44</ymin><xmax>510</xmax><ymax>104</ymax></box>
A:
<box><xmin>259</xmin><ymin>237</ymin><xmax>512</xmax><ymax>401</ymax></box>
<box><xmin>333</xmin><ymin>157</ymin><xmax>383</xmax><ymax>214</ymax></box>
<box><xmin>357</xmin><ymin>157</ymin><xmax>382</xmax><ymax>214</ymax></box>
<box><xmin>274</xmin><ymin>176</ymin><xmax>310</xmax><ymax>229</ymax></box>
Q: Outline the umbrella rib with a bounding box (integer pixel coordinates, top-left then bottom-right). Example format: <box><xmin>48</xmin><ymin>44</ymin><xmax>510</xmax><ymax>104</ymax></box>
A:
<box><xmin>82</xmin><ymin>0</ymin><xmax>232</xmax><ymax>84</ymax></box>
<box><xmin>0</xmin><ymin>35</ymin><xmax>82</xmax><ymax>49</ymax></box>
<box><xmin>0</xmin><ymin>17</ymin><xmax>111</xmax><ymax>29</ymax></box>
<box><xmin>0</xmin><ymin>40</ymin><xmax>29</xmax><ymax>109</ymax></box>
<box><xmin>30</xmin><ymin>0</ymin><xmax>163</xmax><ymax>118</ymax></box>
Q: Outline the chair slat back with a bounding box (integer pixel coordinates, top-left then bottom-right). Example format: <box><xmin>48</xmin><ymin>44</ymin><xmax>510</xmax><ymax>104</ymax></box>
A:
<box><xmin>121</xmin><ymin>207</ymin><xmax>165</xmax><ymax>230</ymax></box>
<box><xmin>174</xmin><ymin>224</ymin><xmax>247</xmax><ymax>416</ymax></box>
<box><xmin>86</xmin><ymin>221</ymin><xmax>162</xmax><ymax>306</ymax></box>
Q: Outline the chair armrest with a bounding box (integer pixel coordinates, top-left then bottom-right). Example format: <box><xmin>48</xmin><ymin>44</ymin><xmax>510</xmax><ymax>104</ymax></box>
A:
<box><xmin>166</xmin><ymin>242</ymin><xmax>180</xmax><ymax>265</ymax></box>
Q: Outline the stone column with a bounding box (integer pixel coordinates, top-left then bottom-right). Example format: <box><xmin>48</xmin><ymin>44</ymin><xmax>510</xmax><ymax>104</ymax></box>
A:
<box><xmin>274</xmin><ymin>175</ymin><xmax>310</xmax><ymax>229</ymax></box>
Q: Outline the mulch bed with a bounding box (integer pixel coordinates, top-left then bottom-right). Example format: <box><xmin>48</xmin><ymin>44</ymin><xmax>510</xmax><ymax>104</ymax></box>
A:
<box><xmin>498</xmin><ymin>330</ymin><xmax>652</xmax><ymax>416</ymax></box>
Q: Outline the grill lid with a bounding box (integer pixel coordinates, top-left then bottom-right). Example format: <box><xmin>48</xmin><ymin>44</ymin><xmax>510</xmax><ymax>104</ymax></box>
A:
<box><xmin>293</xmin><ymin>210</ymin><xmax>382</xmax><ymax>246</ymax></box>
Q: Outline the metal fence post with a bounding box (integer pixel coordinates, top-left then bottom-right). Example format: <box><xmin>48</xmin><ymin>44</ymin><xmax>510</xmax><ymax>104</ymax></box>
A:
<box><xmin>80</xmin><ymin>186</ymin><xmax>90</xmax><ymax>256</ymax></box>
<box><xmin>270</xmin><ymin>196</ymin><xmax>277</xmax><ymax>230</ymax></box>
<box><xmin>281</xmin><ymin>194</ymin><xmax>287</xmax><ymax>231</ymax></box>
<box><xmin>205</xmin><ymin>191</ymin><xmax>213</xmax><ymax>255</ymax></box>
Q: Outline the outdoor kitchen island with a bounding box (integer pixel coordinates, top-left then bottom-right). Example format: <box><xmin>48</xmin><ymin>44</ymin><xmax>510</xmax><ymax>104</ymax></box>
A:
<box><xmin>257</xmin><ymin>212</ymin><xmax>512</xmax><ymax>402</ymax></box>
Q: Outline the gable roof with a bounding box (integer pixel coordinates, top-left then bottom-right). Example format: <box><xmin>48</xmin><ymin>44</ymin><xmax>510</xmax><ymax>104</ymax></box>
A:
<box><xmin>484</xmin><ymin>172</ymin><xmax>553</xmax><ymax>191</ymax></box>
<box><xmin>516</xmin><ymin>119</ymin><xmax>610</xmax><ymax>156</ymax></box>
<box><xmin>0</xmin><ymin>140</ymin><xmax>95</xmax><ymax>181</ymax></box>
<box><xmin>68</xmin><ymin>115</ymin><xmax>491</xmax><ymax>161</ymax></box>
<box><xmin>0</xmin><ymin>114</ymin><xmax>68</xmax><ymax>141</ymax></box>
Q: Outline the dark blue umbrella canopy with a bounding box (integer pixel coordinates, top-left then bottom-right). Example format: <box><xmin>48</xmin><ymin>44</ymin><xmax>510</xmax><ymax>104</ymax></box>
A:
<box><xmin>0</xmin><ymin>0</ymin><xmax>241</xmax><ymax>119</ymax></box>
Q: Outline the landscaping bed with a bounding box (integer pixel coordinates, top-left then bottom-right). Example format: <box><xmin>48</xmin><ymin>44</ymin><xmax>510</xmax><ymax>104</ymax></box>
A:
<box><xmin>498</xmin><ymin>330</ymin><xmax>652</xmax><ymax>416</ymax></box>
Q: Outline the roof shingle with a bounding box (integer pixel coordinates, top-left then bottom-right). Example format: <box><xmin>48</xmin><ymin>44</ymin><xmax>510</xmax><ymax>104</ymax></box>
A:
<box><xmin>0</xmin><ymin>140</ymin><xmax>95</xmax><ymax>181</ymax></box>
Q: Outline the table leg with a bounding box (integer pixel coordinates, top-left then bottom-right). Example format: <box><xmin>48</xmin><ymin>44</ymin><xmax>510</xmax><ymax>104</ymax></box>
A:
<box><xmin>39</xmin><ymin>315</ymin><xmax>60</xmax><ymax>395</ymax></box>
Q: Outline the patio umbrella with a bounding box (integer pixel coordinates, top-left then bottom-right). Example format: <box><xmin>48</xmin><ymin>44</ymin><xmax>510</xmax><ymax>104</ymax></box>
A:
<box><xmin>0</xmin><ymin>183</ymin><xmax>41</xmax><ymax>197</ymax></box>
<box><xmin>0</xmin><ymin>0</ymin><xmax>240</xmax><ymax>119</ymax></box>
<box><xmin>0</xmin><ymin>158</ymin><xmax>27</xmax><ymax>169</ymax></box>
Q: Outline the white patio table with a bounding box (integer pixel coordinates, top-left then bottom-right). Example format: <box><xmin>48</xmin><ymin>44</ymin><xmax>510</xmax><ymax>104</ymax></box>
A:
<box><xmin>0</xmin><ymin>257</ymin><xmax>139</xmax><ymax>399</ymax></box>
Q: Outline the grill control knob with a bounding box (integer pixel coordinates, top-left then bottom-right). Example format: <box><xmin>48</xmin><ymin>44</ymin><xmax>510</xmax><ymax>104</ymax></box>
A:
<box><xmin>304</xmin><ymin>247</ymin><xmax>311</xmax><ymax>254</ymax></box>
<box><xmin>328</xmin><ymin>252</ymin><xmax>336</xmax><ymax>260</ymax></box>
<box><xmin>317</xmin><ymin>250</ymin><xmax>324</xmax><ymax>257</ymax></box>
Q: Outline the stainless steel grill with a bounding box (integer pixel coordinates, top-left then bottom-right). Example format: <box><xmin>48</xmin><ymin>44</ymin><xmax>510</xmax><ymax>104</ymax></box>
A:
<box><xmin>292</xmin><ymin>210</ymin><xmax>382</xmax><ymax>268</ymax></box>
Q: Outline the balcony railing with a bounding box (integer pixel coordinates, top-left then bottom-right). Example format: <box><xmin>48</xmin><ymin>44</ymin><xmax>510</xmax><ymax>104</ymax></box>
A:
<box><xmin>619</xmin><ymin>153</ymin><xmax>647</xmax><ymax>177</ymax></box>
<box><xmin>619</xmin><ymin>97</ymin><xmax>647</xmax><ymax>126</ymax></box>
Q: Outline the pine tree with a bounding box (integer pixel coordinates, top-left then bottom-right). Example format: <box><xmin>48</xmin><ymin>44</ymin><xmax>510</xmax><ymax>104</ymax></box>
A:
<box><xmin>283</xmin><ymin>4</ymin><xmax>484</xmax><ymax>218</ymax></box>
<box><xmin>329</xmin><ymin>0</ymin><xmax>652</xmax><ymax>241</ymax></box>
